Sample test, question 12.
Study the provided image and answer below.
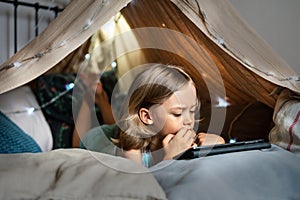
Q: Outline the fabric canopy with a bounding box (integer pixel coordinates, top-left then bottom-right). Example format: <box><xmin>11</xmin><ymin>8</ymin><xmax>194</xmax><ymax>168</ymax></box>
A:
<box><xmin>0</xmin><ymin>0</ymin><xmax>131</xmax><ymax>94</ymax></box>
<box><xmin>0</xmin><ymin>0</ymin><xmax>299</xmax><ymax>108</ymax></box>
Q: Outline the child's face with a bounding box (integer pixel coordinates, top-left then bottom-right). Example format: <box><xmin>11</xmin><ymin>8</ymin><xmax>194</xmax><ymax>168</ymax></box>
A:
<box><xmin>150</xmin><ymin>81</ymin><xmax>197</xmax><ymax>139</ymax></box>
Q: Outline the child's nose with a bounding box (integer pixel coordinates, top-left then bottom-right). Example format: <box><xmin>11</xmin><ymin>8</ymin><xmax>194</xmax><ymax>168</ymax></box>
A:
<box><xmin>183</xmin><ymin>112</ymin><xmax>193</xmax><ymax>128</ymax></box>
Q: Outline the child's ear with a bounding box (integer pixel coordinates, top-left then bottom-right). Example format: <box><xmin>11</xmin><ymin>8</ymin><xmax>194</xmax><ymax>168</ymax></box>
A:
<box><xmin>139</xmin><ymin>108</ymin><xmax>153</xmax><ymax>125</ymax></box>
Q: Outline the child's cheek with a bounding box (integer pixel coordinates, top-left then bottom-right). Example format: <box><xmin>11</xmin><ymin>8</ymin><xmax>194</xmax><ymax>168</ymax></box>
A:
<box><xmin>162</xmin><ymin>118</ymin><xmax>183</xmax><ymax>135</ymax></box>
<box><xmin>150</xmin><ymin>105</ymin><xmax>167</xmax><ymax>134</ymax></box>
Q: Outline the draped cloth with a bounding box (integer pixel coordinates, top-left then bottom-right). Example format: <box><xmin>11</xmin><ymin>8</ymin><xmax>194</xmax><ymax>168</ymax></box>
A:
<box><xmin>0</xmin><ymin>0</ymin><xmax>299</xmax><ymax>108</ymax></box>
<box><xmin>0</xmin><ymin>0</ymin><xmax>131</xmax><ymax>94</ymax></box>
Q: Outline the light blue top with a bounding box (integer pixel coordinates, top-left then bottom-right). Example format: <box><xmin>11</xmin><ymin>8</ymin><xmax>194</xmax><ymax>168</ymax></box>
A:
<box><xmin>80</xmin><ymin>124</ymin><xmax>153</xmax><ymax>167</ymax></box>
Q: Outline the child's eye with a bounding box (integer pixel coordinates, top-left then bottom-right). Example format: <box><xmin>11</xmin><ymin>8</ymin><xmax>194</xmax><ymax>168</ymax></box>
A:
<box><xmin>190</xmin><ymin>110</ymin><xmax>196</xmax><ymax>114</ymax></box>
<box><xmin>173</xmin><ymin>113</ymin><xmax>182</xmax><ymax>117</ymax></box>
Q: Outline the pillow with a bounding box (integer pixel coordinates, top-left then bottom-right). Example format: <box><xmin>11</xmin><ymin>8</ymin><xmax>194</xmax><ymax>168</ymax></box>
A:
<box><xmin>269</xmin><ymin>89</ymin><xmax>300</xmax><ymax>154</ymax></box>
<box><xmin>0</xmin><ymin>86</ymin><xmax>53</xmax><ymax>151</ymax></box>
<box><xmin>0</xmin><ymin>111</ymin><xmax>42</xmax><ymax>153</ymax></box>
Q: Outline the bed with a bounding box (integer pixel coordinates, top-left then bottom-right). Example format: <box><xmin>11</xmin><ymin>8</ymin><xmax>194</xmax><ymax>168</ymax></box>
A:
<box><xmin>1</xmin><ymin>0</ymin><xmax>300</xmax><ymax>199</ymax></box>
<box><xmin>1</xmin><ymin>79</ymin><xmax>300</xmax><ymax>199</ymax></box>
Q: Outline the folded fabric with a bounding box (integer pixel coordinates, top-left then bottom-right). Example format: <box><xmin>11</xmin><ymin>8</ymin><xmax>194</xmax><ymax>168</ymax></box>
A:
<box><xmin>0</xmin><ymin>86</ymin><xmax>53</xmax><ymax>151</ymax></box>
<box><xmin>269</xmin><ymin>89</ymin><xmax>300</xmax><ymax>154</ymax></box>
<box><xmin>0</xmin><ymin>148</ymin><xmax>167</xmax><ymax>199</ymax></box>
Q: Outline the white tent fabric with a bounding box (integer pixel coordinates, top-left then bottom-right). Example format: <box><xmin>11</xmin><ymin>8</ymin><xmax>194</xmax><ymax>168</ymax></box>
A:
<box><xmin>0</xmin><ymin>0</ymin><xmax>131</xmax><ymax>94</ymax></box>
<box><xmin>171</xmin><ymin>0</ymin><xmax>300</xmax><ymax>93</ymax></box>
<box><xmin>0</xmin><ymin>0</ymin><xmax>299</xmax><ymax>97</ymax></box>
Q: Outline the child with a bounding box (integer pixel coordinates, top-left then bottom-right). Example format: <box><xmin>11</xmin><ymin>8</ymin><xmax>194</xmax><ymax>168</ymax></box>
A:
<box><xmin>80</xmin><ymin>64</ymin><xmax>224</xmax><ymax>167</ymax></box>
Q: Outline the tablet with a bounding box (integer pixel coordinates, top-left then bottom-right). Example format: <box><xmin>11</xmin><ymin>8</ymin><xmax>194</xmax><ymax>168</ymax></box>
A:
<box><xmin>177</xmin><ymin>139</ymin><xmax>271</xmax><ymax>160</ymax></box>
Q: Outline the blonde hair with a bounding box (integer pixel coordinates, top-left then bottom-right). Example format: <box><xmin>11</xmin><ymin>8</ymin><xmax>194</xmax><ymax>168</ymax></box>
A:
<box><xmin>114</xmin><ymin>64</ymin><xmax>196</xmax><ymax>150</ymax></box>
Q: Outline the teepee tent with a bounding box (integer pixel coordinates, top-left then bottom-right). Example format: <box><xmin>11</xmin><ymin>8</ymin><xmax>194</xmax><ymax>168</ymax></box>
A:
<box><xmin>0</xmin><ymin>0</ymin><xmax>299</xmax><ymax>104</ymax></box>
<box><xmin>1</xmin><ymin>1</ymin><xmax>300</xmax><ymax>199</ymax></box>
<box><xmin>0</xmin><ymin>0</ymin><xmax>299</xmax><ymax>143</ymax></box>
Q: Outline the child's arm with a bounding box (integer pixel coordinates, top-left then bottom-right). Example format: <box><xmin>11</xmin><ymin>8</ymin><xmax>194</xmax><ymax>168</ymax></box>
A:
<box><xmin>72</xmin><ymin>97</ymin><xmax>92</xmax><ymax>147</ymax></box>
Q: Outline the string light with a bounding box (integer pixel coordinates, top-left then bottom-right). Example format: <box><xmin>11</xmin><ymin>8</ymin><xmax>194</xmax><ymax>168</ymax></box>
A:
<box><xmin>216</xmin><ymin>97</ymin><xmax>230</xmax><ymax>107</ymax></box>
<box><xmin>65</xmin><ymin>82</ymin><xmax>75</xmax><ymax>91</ymax></box>
<box><xmin>4</xmin><ymin>106</ymin><xmax>39</xmax><ymax>115</ymax></box>
<box><xmin>3</xmin><ymin>79</ymin><xmax>80</xmax><ymax>115</ymax></box>
<box><xmin>111</xmin><ymin>61</ymin><xmax>117</xmax><ymax>68</ymax></box>
<box><xmin>1</xmin><ymin>0</ymin><xmax>298</xmax><ymax>84</ymax></box>
<box><xmin>26</xmin><ymin>107</ymin><xmax>35</xmax><ymax>115</ymax></box>
<box><xmin>229</xmin><ymin>138</ymin><xmax>237</xmax><ymax>143</ymax></box>
<box><xmin>196</xmin><ymin>3</ymin><xmax>300</xmax><ymax>83</ymax></box>
<box><xmin>0</xmin><ymin>0</ymin><xmax>112</xmax><ymax>115</ymax></box>
<box><xmin>1</xmin><ymin>0</ymin><xmax>298</xmax><ymax>117</ymax></box>
<box><xmin>85</xmin><ymin>53</ymin><xmax>91</xmax><ymax>60</ymax></box>
<box><xmin>0</xmin><ymin>0</ymin><xmax>110</xmax><ymax>115</ymax></box>
<box><xmin>0</xmin><ymin>0</ymin><xmax>107</xmax><ymax>72</ymax></box>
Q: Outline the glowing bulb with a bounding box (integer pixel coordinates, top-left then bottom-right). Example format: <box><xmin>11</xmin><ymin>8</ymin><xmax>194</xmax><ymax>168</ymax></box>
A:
<box><xmin>111</xmin><ymin>61</ymin><xmax>117</xmax><ymax>68</ymax></box>
<box><xmin>216</xmin><ymin>97</ymin><xmax>230</xmax><ymax>107</ymax></box>
<box><xmin>12</xmin><ymin>61</ymin><xmax>22</xmax><ymax>68</ymax></box>
<box><xmin>85</xmin><ymin>54</ymin><xmax>91</xmax><ymax>60</ymax></box>
<box><xmin>26</xmin><ymin>107</ymin><xmax>35</xmax><ymax>115</ymax></box>
<box><xmin>292</xmin><ymin>76</ymin><xmax>300</xmax><ymax>81</ymax></box>
<box><xmin>65</xmin><ymin>83</ymin><xmax>74</xmax><ymax>91</ymax></box>
<box><xmin>229</xmin><ymin>138</ymin><xmax>237</xmax><ymax>143</ymax></box>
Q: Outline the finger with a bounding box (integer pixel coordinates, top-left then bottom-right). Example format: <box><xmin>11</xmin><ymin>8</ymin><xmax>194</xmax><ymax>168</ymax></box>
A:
<box><xmin>196</xmin><ymin>133</ymin><xmax>206</xmax><ymax>145</ymax></box>
<box><xmin>183</xmin><ymin>129</ymin><xmax>196</xmax><ymax>141</ymax></box>
<box><xmin>175</xmin><ymin>127</ymin><xmax>188</xmax><ymax>137</ymax></box>
<box><xmin>162</xmin><ymin>134</ymin><xmax>175</xmax><ymax>147</ymax></box>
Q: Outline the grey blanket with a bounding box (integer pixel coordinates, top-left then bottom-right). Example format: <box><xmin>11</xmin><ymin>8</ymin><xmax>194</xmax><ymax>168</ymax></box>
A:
<box><xmin>151</xmin><ymin>145</ymin><xmax>300</xmax><ymax>200</ymax></box>
<box><xmin>0</xmin><ymin>148</ymin><xmax>167</xmax><ymax>200</ymax></box>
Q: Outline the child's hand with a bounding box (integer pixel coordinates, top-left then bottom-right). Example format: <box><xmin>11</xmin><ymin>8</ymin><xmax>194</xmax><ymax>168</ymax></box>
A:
<box><xmin>196</xmin><ymin>133</ymin><xmax>225</xmax><ymax>146</ymax></box>
<box><xmin>162</xmin><ymin>128</ymin><xmax>196</xmax><ymax>160</ymax></box>
<box><xmin>80</xmin><ymin>73</ymin><xmax>99</xmax><ymax>92</ymax></box>
<box><xmin>80</xmin><ymin>73</ymin><xmax>108</xmax><ymax>103</ymax></box>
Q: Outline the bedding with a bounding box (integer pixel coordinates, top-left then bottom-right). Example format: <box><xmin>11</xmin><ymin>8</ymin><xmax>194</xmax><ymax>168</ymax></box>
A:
<box><xmin>0</xmin><ymin>148</ymin><xmax>167</xmax><ymax>200</ymax></box>
<box><xmin>151</xmin><ymin>145</ymin><xmax>300</xmax><ymax>200</ymax></box>
<box><xmin>269</xmin><ymin>89</ymin><xmax>300</xmax><ymax>154</ymax></box>
<box><xmin>0</xmin><ymin>86</ymin><xmax>53</xmax><ymax>151</ymax></box>
<box><xmin>0</xmin><ymin>111</ymin><xmax>42</xmax><ymax>153</ymax></box>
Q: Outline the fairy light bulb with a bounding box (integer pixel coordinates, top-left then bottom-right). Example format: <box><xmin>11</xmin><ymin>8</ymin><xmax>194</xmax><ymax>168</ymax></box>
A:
<box><xmin>216</xmin><ymin>97</ymin><xmax>230</xmax><ymax>107</ymax></box>
<box><xmin>12</xmin><ymin>61</ymin><xmax>22</xmax><ymax>68</ymax></box>
<box><xmin>65</xmin><ymin>82</ymin><xmax>74</xmax><ymax>91</ymax></box>
<box><xmin>111</xmin><ymin>61</ymin><xmax>117</xmax><ymax>68</ymax></box>
<box><xmin>26</xmin><ymin>107</ymin><xmax>35</xmax><ymax>115</ymax></box>
<box><xmin>229</xmin><ymin>138</ymin><xmax>237</xmax><ymax>143</ymax></box>
<box><xmin>85</xmin><ymin>53</ymin><xmax>91</xmax><ymax>60</ymax></box>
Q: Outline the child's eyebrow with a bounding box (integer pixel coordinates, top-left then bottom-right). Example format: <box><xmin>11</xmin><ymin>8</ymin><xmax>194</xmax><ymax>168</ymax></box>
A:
<box><xmin>170</xmin><ymin>103</ymin><xmax>197</xmax><ymax>110</ymax></box>
<box><xmin>191</xmin><ymin>103</ymin><xmax>197</xmax><ymax>107</ymax></box>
